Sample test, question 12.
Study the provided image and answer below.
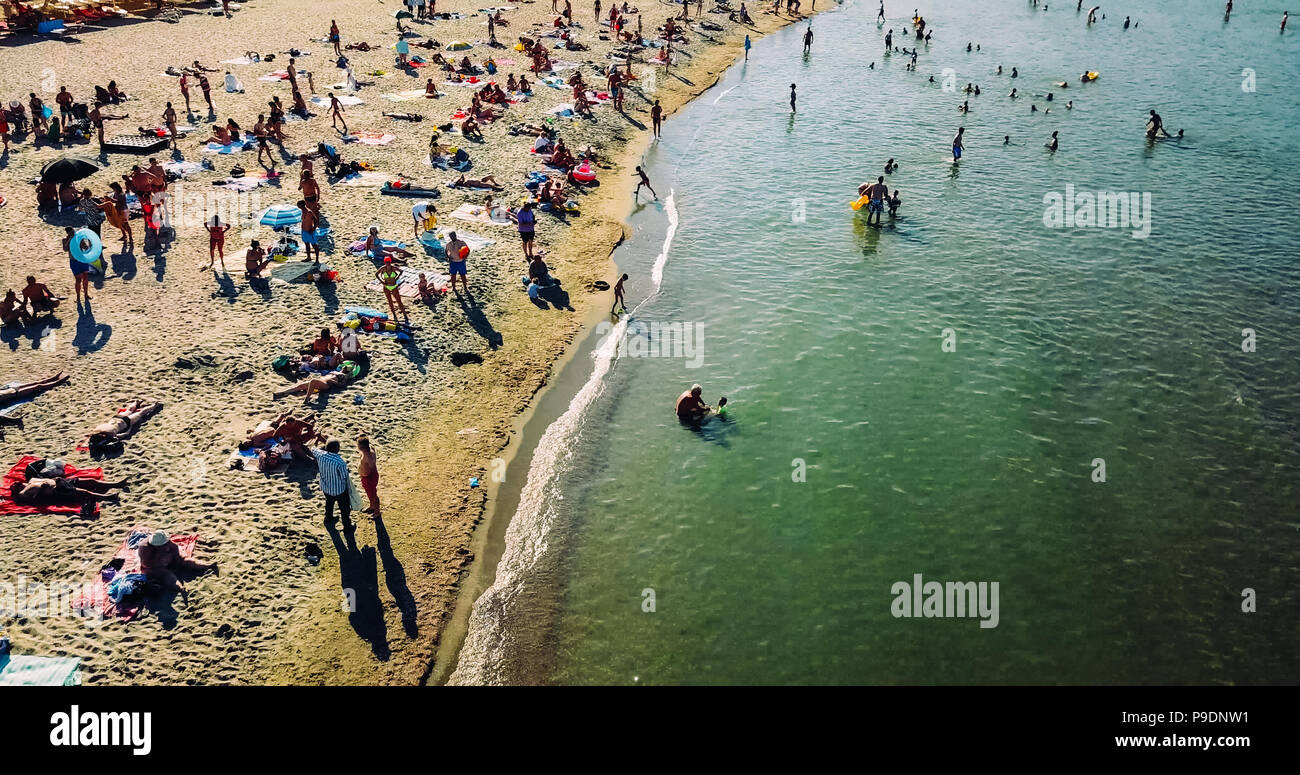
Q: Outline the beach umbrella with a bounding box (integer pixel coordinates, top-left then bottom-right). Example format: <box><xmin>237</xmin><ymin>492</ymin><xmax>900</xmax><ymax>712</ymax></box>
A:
<box><xmin>259</xmin><ymin>204</ymin><xmax>302</xmax><ymax>228</ymax></box>
<box><xmin>446</xmin><ymin>40</ymin><xmax>473</xmax><ymax>51</ymax></box>
<box><xmin>39</xmin><ymin>156</ymin><xmax>101</xmax><ymax>184</ymax></box>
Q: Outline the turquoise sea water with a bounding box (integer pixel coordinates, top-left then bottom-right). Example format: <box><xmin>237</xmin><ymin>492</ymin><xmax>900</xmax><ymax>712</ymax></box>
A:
<box><xmin>452</xmin><ymin>0</ymin><xmax>1300</xmax><ymax>685</ymax></box>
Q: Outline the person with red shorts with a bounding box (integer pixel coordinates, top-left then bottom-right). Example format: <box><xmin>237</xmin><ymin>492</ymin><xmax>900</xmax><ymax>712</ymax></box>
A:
<box><xmin>357</xmin><ymin>433</ymin><xmax>380</xmax><ymax>517</ymax></box>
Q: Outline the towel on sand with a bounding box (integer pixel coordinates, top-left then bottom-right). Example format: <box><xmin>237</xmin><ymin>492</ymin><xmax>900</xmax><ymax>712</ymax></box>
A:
<box><xmin>71</xmin><ymin>528</ymin><xmax>199</xmax><ymax>620</ymax></box>
<box><xmin>0</xmin><ymin>655</ymin><xmax>82</xmax><ymax>686</ymax></box>
<box><xmin>312</xmin><ymin>94</ymin><xmax>364</xmax><ymax>107</ymax></box>
<box><xmin>0</xmin><ymin>456</ymin><xmax>103</xmax><ymax>516</ymax></box>
<box><xmin>381</xmin><ymin>90</ymin><xmax>425</xmax><ymax>102</ymax></box>
<box><xmin>333</xmin><ymin>170</ymin><xmax>389</xmax><ymax>187</ymax></box>
<box><xmin>344</xmin><ymin>131</ymin><xmax>396</xmax><ymax>146</ymax></box>
<box><xmin>435</xmin><ymin>227</ymin><xmax>494</xmax><ymax>251</ymax></box>
<box><xmin>448</xmin><ymin>202</ymin><xmax>512</xmax><ymax>226</ymax></box>
<box><xmin>366</xmin><ymin>267</ymin><xmax>449</xmax><ymax>298</ymax></box>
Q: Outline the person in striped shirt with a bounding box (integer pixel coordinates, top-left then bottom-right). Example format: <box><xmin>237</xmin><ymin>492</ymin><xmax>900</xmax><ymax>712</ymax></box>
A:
<box><xmin>311</xmin><ymin>439</ymin><xmax>353</xmax><ymax>528</ymax></box>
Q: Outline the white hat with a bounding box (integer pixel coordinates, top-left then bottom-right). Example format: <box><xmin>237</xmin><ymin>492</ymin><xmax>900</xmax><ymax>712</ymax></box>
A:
<box><xmin>149</xmin><ymin>531</ymin><xmax>169</xmax><ymax>546</ymax></box>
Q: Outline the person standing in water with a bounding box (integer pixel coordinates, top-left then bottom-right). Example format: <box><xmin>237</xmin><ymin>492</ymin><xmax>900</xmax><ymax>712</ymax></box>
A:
<box><xmin>611</xmin><ymin>273</ymin><xmax>628</xmax><ymax>313</ymax></box>
<box><xmin>803</xmin><ymin>25</ymin><xmax>813</xmax><ymax>54</ymax></box>
<box><xmin>744</xmin><ymin>35</ymin><xmax>751</xmax><ymax>60</ymax></box>
<box><xmin>1046</xmin><ymin>130</ymin><xmax>1059</xmax><ymax>151</ymax></box>
<box><xmin>789</xmin><ymin>83</ymin><xmax>797</xmax><ymax>112</ymax></box>
<box><xmin>1283</xmin><ymin>11</ymin><xmax>1289</xmax><ymax>32</ymax></box>
<box><xmin>952</xmin><ymin>126</ymin><xmax>965</xmax><ymax>160</ymax></box>
<box><xmin>1146</xmin><ymin>109</ymin><xmax>1165</xmax><ymax>138</ymax></box>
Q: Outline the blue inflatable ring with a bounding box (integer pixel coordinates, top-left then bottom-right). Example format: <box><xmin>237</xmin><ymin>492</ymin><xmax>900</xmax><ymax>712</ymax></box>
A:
<box><xmin>69</xmin><ymin>228</ymin><xmax>103</xmax><ymax>264</ymax></box>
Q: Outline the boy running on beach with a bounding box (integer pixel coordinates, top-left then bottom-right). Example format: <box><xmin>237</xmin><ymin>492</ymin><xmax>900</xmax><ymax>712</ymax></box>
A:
<box><xmin>611</xmin><ymin>273</ymin><xmax>628</xmax><ymax>313</ymax></box>
<box><xmin>330</xmin><ymin>94</ymin><xmax>347</xmax><ymax>134</ymax></box>
<box><xmin>633</xmin><ymin>166</ymin><xmax>656</xmax><ymax>200</ymax></box>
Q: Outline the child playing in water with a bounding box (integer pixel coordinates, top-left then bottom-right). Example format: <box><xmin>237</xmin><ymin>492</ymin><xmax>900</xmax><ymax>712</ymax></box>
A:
<box><xmin>716</xmin><ymin>396</ymin><xmax>728</xmax><ymax>417</ymax></box>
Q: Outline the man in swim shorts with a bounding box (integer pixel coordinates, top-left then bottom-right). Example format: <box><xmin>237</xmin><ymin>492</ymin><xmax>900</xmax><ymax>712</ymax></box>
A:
<box><xmin>952</xmin><ymin>126</ymin><xmax>965</xmax><ymax>159</ymax></box>
<box><xmin>300</xmin><ymin>201</ymin><xmax>320</xmax><ymax>264</ymax></box>
<box><xmin>444</xmin><ymin>231</ymin><xmax>470</xmax><ymax>294</ymax></box>
<box><xmin>864</xmin><ymin>176</ymin><xmax>888</xmax><ymax>226</ymax></box>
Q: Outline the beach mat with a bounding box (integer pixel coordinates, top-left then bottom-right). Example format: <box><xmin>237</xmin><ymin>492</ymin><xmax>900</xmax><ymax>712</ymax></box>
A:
<box><xmin>366</xmin><ymin>267</ymin><xmax>449</xmax><ymax>298</ymax></box>
<box><xmin>0</xmin><ymin>456</ymin><xmax>103</xmax><ymax>517</ymax></box>
<box><xmin>102</xmin><ymin>135</ymin><xmax>169</xmax><ymax>153</ymax></box>
<box><xmin>448</xmin><ymin>203</ymin><xmax>512</xmax><ymax>226</ymax></box>
<box><xmin>71</xmin><ymin>527</ymin><xmax>199</xmax><ymax>621</ymax></box>
<box><xmin>0</xmin><ymin>655</ymin><xmax>82</xmax><ymax>686</ymax></box>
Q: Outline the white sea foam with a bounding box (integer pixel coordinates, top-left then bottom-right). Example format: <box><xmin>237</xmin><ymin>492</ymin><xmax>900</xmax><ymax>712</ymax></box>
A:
<box><xmin>449</xmin><ymin>193</ymin><xmax>677</xmax><ymax>684</ymax></box>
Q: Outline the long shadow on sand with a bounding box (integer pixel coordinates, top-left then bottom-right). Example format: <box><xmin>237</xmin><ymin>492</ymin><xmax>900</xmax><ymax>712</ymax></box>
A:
<box><xmin>1</xmin><ymin>315</ymin><xmax>63</xmax><ymax>352</ymax></box>
<box><xmin>456</xmin><ymin>292</ymin><xmax>503</xmax><ymax>349</ymax></box>
<box><xmin>374</xmin><ymin>516</ymin><xmax>417</xmax><ymax>639</ymax></box>
<box><xmin>326</xmin><ymin>521</ymin><xmax>390</xmax><ymax>660</ymax></box>
<box><xmin>72</xmin><ymin>305</ymin><xmax>112</xmax><ymax>354</ymax></box>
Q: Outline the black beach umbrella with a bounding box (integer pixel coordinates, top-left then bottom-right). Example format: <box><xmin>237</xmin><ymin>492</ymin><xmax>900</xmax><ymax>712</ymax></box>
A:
<box><xmin>39</xmin><ymin>156</ymin><xmax>102</xmax><ymax>185</ymax></box>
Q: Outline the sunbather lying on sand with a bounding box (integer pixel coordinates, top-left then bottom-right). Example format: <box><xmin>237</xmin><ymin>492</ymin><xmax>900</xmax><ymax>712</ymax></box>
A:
<box><xmin>86</xmin><ymin>399</ymin><xmax>163</xmax><ymax>449</ymax></box>
<box><xmin>10</xmin><ymin>475</ymin><xmax>129</xmax><ymax>506</ymax></box>
<box><xmin>1</xmin><ymin>373</ymin><xmax>69</xmax><ymax>406</ymax></box>
<box><xmin>272</xmin><ymin>367</ymin><xmax>356</xmax><ymax>405</ymax></box>
<box><xmin>451</xmin><ymin>174</ymin><xmax>503</xmax><ymax>190</ymax></box>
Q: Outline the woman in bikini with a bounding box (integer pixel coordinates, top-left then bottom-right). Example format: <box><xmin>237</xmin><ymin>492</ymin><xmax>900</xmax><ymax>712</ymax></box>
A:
<box><xmin>86</xmin><ymin>399</ymin><xmax>164</xmax><ymax>449</ymax></box>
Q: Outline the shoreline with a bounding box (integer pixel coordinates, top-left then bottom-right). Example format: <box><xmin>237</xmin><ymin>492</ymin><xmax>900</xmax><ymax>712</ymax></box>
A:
<box><xmin>431</xmin><ymin>8</ymin><xmax>835</xmax><ymax>685</ymax></box>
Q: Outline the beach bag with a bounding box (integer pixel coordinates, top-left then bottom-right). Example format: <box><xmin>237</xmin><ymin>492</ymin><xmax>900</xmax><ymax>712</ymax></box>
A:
<box><xmin>107</xmin><ymin>573</ymin><xmax>147</xmax><ymax>603</ymax></box>
<box><xmin>271</xmin><ymin>354</ymin><xmax>294</xmax><ymax>370</ymax></box>
<box><xmin>348</xmin><ymin>475</ymin><xmax>364</xmax><ymax>511</ymax></box>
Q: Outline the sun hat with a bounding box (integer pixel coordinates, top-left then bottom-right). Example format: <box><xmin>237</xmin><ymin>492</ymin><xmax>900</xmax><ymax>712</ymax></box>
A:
<box><xmin>149</xmin><ymin>531</ymin><xmax>169</xmax><ymax>546</ymax></box>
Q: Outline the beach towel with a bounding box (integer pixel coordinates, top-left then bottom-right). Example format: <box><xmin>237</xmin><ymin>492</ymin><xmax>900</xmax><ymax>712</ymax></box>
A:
<box><xmin>257</xmin><ymin>71</ymin><xmax>291</xmax><ymax>82</ymax></box>
<box><xmin>347</xmin><ymin>237</ymin><xmax>406</xmax><ymax>256</ymax></box>
<box><xmin>269</xmin><ymin>260</ymin><xmax>334</xmax><ymax>284</ymax></box>
<box><xmin>203</xmin><ymin>139</ymin><xmax>257</xmax><ymax>155</ymax></box>
<box><xmin>226</xmin><ymin>441</ymin><xmax>292</xmax><ymax>475</ymax></box>
<box><xmin>381</xmin><ymin>90</ymin><xmax>425</xmax><ymax>102</ymax></box>
<box><xmin>435</xmin><ymin>227</ymin><xmax>494</xmax><ymax>251</ymax></box>
<box><xmin>550</xmin><ymin>60</ymin><xmax>581</xmax><ymax>72</ymax></box>
<box><xmin>449</xmin><ymin>203</ymin><xmax>512</xmax><ymax>226</ymax></box>
<box><xmin>212</xmin><ymin>176</ymin><xmax>270</xmax><ymax>191</ymax></box>
<box><xmin>221</xmin><ymin>56</ymin><xmax>258</xmax><ymax>66</ymax></box>
<box><xmin>0</xmin><ymin>655</ymin><xmax>82</xmax><ymax>686</ymax></box>
<box><xmin>0</xmin><ymin>456</ymin><xmax>104</xmax><ymax>516</ymax></box>
<box><xmin>344</xmin><ymin>131</ymin><xmax>396</xmax><ymax>146</ymax></box>
<box><xmin>540</xmin><ymin>75</ymin><xmax>565</xmax><ymax>89</ymax></box>
<box><xmin>163</xmin><ymin>160</ymin><xmax>208</xmax><ymax>178</ymax></box>
<box><xmin>547</xmin><ymin>103</ymin><xmax>575</xmax><ymax>116</ymax></box>
<box><xmin>71</xmin><ymin>528</ymin><xmax>200</xmax><ymax>620</ymax></box>
<box><xmin>311</xmin><ymin>95</ymin><xmax>364</xmax><ymax>107</ymax></box>
<box><xmin>365</xmin><ymin>267</ymin><xmax>449</xmax><ymax>298</ymax></box>
<box><xmin>333</xmin><ymin>170</ymin><xmax>389</xmax><ymax>187</ymax></box>
<box><xmin>338</xmin><ymin>308</ymin><xmax>415</xmax><ymax>340</ymax></box>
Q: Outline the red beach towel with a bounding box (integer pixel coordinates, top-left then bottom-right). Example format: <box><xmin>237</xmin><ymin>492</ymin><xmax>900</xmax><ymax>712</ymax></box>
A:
<box><xmin>72</xmin><ymin>527</ymin><xmax>200</xmax><ymax>620</ymax></box>
<box><xmin>0</xmin><ymin>455</ymin><xmax>104</xmax><ymax>516</ymax></box>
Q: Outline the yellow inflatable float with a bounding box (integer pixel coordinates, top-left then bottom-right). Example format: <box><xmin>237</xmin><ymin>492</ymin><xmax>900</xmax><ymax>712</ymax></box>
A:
<box><xmin>1081</xmin><ymin>71</ymin><xmax>1100</xmax><ymax>82</ymax></box>
<box><xmin>850</xmin><ymin>195</ymin><xmax>870</xmax><ymax>211</ymax></box>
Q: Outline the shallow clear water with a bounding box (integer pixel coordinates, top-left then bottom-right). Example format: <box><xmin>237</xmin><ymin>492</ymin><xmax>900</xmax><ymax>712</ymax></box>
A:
<box><xmin>455</xmin><ymin>0</ymin><xmax>1300</xmax><ymax>685</ymax></box>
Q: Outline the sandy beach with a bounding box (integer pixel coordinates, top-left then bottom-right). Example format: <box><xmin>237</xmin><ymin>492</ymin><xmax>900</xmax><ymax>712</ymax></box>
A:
<box><xmin>0</xmin><ymin>0</ymin><xmax>814</xmax><ymax>684</ymax></box>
